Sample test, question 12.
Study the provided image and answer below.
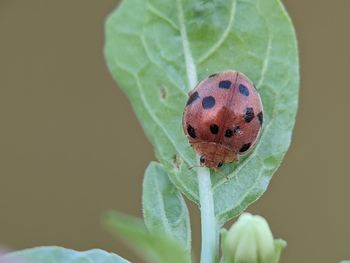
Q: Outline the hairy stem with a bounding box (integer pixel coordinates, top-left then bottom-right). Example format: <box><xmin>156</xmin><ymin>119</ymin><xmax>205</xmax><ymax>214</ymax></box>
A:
<box><xmin>177</xmin><ymin>0</ymin><xmax>218</xmax><ymax>261</ymax></box>
<box><xmin>197</xmin><ymin>157</ymin><xmax>218</xmax><ymax>263</ymax></box>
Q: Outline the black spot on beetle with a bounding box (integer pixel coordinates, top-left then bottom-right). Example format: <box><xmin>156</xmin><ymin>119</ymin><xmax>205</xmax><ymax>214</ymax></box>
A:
<box><xmin>210</xmin><ymin>124</ymin><xmax>219</xmax><ymax>134</ymax></box>
<box><xmin>239</xmin><ymin>143</ymin><xmax>251</xmax><ymax>153</ymax></box>
<box><xmin>200</xmin><ymin>156</ymin><xmax>205</xmax><ymax>164</ymax></box>
<box><xmin>224</xmin><ymin>129</ymin><xmax>233</xmax><ymax>137</ymax></box>
<box><xmin>186</xmin><ymin>91</ymin><xmax>199</xmax><ymax>106</ymax></box>
<box><xmin>187</xmin><ymin>125</ymin><xmax>196</xmax><ymax>138</ymax></box>
<box><xmin>233</xmin><ymin>126</ymin><xmax>241</xmax><ymax>134</ymax></box>
<box><xmin>217</xmin><ymin>161</ymin><xmax>223</xmax><ymax>168</ymax></box>
<box><xmin>218</xmin><ymin>80</ymin><xmax>232</xmax><ymax>89</ymax></box>
<box><xmin>258</xmin><ymin>111</ymin><xmax>263</xmax><ymax>125</ymax></box>
<box><xmin>239</xmin><ymin>84</ymin><xmax>249</xmax><ymax>96</ymax></box>
<box><xmin>244</xmin><ymin>107</ymin><xmax>255</xmax><ymax>123</ymax></box>
<box><xmin>202</xmin><ymin>96</ymin><xmax>216</xmax><ymax>109</ymax></box>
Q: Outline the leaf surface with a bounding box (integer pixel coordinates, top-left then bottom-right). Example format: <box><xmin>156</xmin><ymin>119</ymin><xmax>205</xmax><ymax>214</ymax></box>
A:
<box><xmin>105</xmin><ymin>0</ymin><xmax>299</xmax><ymax>224</ymax></box>
<box><xmin>143</xmin><ymin>162</ymin><xmax>191</xmax><ymax>255</ymax></box>
<box><xmin>1</xmin><ymin>246</ymin><xmax>129</xmax><ymax>263</ymax></box>
<box><xmin>105</xmin><ymin>211</ymin><xmax>190</xmax><ymax>263</ymax></box>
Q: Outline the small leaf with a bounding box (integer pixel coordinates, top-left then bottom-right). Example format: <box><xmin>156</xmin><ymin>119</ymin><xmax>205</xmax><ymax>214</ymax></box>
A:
<box><xmin>143</xmin><ymin>162</ymin><xmax>191</xmax><ymax>254</ymax></box>
<box><xmin>105</xmin><ymin>211</ymin><xmax>190</xmax><ymax>263</ymax></box>
<box><xmin>1</xmin><ymin>246</ymin><xmax>129</xmax><ymax>263</ymax></box>
<box><xmin>105</xmin><ymin>0</ymin><xmax>299</xmax><ymax>224</ymax></box>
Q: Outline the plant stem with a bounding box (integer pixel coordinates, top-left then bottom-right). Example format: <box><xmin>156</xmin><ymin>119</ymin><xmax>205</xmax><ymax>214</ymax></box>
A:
<box><xmin>177</xmin><ymin>1</ymin><xmax>218</xmax><ymax>260</ymax></box>
<box><xmin>197</xmin><ymin>157</ymin><xmax>218</xmax><ymax>263</ymax></box>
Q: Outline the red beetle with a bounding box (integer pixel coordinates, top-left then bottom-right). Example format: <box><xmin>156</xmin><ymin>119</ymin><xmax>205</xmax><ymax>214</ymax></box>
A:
<box><xmin>182</xmin><ymin>70</ymin><xmax>263</xmax><ymax>168</ymax></box>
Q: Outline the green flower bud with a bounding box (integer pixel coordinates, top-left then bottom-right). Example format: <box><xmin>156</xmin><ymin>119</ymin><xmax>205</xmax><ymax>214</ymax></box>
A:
<box><xmin>222</xmin><ymin>213</ymin><xmax>285</xmax><ymax>263</ymax></box>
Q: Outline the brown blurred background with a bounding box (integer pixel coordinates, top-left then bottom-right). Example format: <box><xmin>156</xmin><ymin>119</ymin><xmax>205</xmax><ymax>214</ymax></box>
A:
<box><xmin>0</xmin><ymin>1</ymin><xmax>349</xmax><ymax>262</ymax></box>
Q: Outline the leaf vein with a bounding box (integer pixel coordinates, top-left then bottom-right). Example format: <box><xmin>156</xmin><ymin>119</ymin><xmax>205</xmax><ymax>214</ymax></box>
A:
<box><xmin>176</xmin><ymin>0</ymin><xmax>198</xmax><ymax>89</ymax></box>
<box><xmin>147</xmin><ymin>3</ymin><xmax>180</xmax><ymax>32</ymax></box>
<box><xmin>153</xmin><ymin>171</ymin><xmax>173</xmax><ymax>235</ymax></box>
<box><xmin>255</xmin><ymin>4</ymin><xmax>273</xmax><ymax>89</ymax></box>
<box><xmin>198</xmin><ymin>0</ymin><xmax>237</xmax><ymax>64</ymax></box>
<box><xmin>134</xmin><ymin>73</ymin><xmax>193</xmax><ymax>167</ymax></box>
<box><xmin>140</xmin><ymin>36</ymin><xmax>188</xmax><ymax>96</ymax></box>
<box><xmin>112</xmin><ymin>61</ymin><xmax>193</xmax><ymax>168</ymax></box>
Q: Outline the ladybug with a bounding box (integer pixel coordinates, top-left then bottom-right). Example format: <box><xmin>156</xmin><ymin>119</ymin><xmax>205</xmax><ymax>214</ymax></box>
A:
<box><xmin>182</xmin><ymin>70</ymin><xmax>263</xmax><ymax>169</ymax></box>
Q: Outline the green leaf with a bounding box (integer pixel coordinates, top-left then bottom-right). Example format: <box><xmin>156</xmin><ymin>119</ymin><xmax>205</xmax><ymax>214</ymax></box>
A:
<box><xmin>143</xmin><ymin>162</ymin><xmax>191</xmax><ymax>255</ymax></box>
<box><xmin>105</xmin><ymin>211</ymin><xmax>190</xmax><ymax>263</ymax></box>
<box><xmin>1</xmin><ymin>246</ymin><xmax>129</xmax><ymax>263</ymax></box>
<box><xmin>105</xmin><ymin>0</ymin><xmax>299</xmax><ymax>224</ymax></box>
